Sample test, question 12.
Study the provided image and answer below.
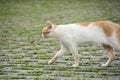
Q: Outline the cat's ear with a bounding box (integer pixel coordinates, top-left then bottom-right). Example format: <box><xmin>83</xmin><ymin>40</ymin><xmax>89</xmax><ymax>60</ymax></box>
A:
<box><xmin>47</xmin><ymin>21</ymin><xmax>53</xmax><ymax>29</ymax></box>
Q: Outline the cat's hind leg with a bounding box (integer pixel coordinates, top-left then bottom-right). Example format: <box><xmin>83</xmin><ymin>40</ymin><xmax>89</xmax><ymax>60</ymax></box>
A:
<box><xmin>101</xmin><ymin>44</ymin><xmax>115</xmax><ymax>67</ymax></box>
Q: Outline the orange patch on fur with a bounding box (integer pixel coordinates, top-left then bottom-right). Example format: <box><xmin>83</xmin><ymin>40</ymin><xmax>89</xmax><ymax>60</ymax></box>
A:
<box><xmin>76</xmin><ymin>22</ymin><xmax>91</xmax><ymax>27</ymax></box>
<box><xmin>42</xmin><ymin>27</ymin><xmax>50</xmax><ymax>36</ymax></box>
<box><xmin>93</xmin><ymin>21</ymin><xmax>116</xmax><ymax>37</ymax></box>
<box><xmin>116</xmin><ymin>28</ymin><xmax>120</xmax><ymax>45</ymax></box>
<box><xmin>102</xmin><ymin>44</ymin><xmax>115</xmax><ymax>60</ymax></box>
<box><xmin>42</xmin><ymin>23</ymin><xmax>57</xmax><ymax>36</ymax></box>
<box><xmin>102</xmin><ymin>44</ymin><xmax>114</xmax><ymax>52</ymax></box>
<box><xmin>77</xmin><ymin>21</ymin><xmax>120</xmax><ymax>38</ymax></box>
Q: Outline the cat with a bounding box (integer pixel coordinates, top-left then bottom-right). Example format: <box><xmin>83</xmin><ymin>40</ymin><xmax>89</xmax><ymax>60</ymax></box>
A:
<box><xmin>42</xmin><ymin>21</ymin><xmax>120</xmax><ymax>67</ymax></box>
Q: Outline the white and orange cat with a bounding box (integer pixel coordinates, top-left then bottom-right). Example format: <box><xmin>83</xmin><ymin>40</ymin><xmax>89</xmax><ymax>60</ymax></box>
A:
<box><xmin>42</xmin><ymin>21</ymin><xmax>120</xmax><ymax>67</ymax></box>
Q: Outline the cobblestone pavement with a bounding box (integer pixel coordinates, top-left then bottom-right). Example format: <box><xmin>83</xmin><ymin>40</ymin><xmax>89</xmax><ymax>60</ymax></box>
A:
<box><xmin>0</xmin><ymin>0</ymin><xmax>120</xmax><ymax>80</ymax></box>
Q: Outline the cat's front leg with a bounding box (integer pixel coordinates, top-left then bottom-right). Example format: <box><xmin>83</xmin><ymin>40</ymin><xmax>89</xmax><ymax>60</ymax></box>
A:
<box><xmin>48</xmin><ymin>45</ymin><xmax>68</xmax><ymax>64</ymax></box>
<box><xmin>69</xmin><ymin>46</ymin><xmax>79</xmax><ymax>67</ymax></box>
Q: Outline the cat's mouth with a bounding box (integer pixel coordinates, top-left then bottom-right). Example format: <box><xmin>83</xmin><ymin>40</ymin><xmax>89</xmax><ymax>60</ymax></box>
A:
<box><xmin>42</xmin><ymin>33</ymin><xmax>48</xmax><ymax>39</ymax></box>
<box><xmin>42</xmin><ymin>33</ymin><xmax>45</xmax><ymax>39</ymax></box>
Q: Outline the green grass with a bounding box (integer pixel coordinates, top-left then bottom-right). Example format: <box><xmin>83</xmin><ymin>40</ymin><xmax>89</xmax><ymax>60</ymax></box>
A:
<box><xmin>0</xmin><ymin>0</ymin><xmax>120</xmax><ymax>80</ymax></box>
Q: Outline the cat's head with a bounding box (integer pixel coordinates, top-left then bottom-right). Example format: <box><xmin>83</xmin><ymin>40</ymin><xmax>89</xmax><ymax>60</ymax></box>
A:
<box><xmin>42</xmin><ymin>21</ymin><xmax>57</xmax><ymax>38</ymax></box>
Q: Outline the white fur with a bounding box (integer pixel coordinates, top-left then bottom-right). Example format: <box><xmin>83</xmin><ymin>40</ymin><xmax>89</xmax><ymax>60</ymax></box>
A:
<box><xmin>50</xmin><ymin>23</ymin><xmax>120</xmax><ymax>50</ymax></box>
<box><xmin>53</xmin><ymin>24</ymin><xmax>109</xmax><ymax>46</ymax></box>
<box><xmin>108</xmin><ymin>32</ymin><xmax>120</xmax><ymax>50</ymax></box>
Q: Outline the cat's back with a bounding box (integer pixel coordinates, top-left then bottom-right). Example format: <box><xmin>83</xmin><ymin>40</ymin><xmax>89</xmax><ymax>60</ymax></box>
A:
<box><xmin>57</xmin><ymin>21</ymin><xmax>120</xmax><ymax>34</ymax></box>
<box><xmin>58</xmin><ymin>21</ymin><xmax>112</xmax><ymax>29</ymax></box>
<box><xmin>58</xmin><ymin>23</ymin><xmax>88</xmax><ymax>31</ymax></box>
<box><xmin>57</xmin><ymin>24</ymin><xmax>81</xmax><ymax>33</ymax></box>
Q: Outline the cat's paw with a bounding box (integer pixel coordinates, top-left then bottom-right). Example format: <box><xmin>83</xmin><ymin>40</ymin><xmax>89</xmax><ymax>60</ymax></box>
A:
<box><xmin>72</xmin><ymin>64</ymin><xmax>79</xmax><ymax>67</ymax></box>
<box><xmin>101</xmin><ymin>63</ymin><xmax>108</xmax><ymax>67</ymax></box>
<box><xmin>48</xmin><ymin>60</ymin><xmax>52</xmax><ymax>64</ymax></box>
